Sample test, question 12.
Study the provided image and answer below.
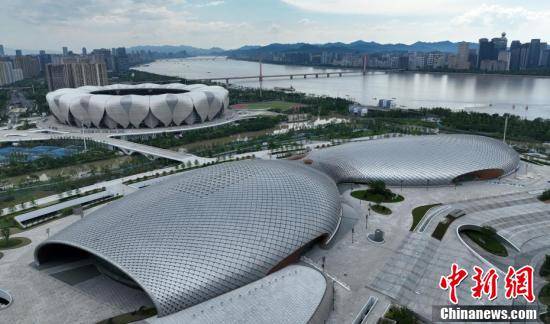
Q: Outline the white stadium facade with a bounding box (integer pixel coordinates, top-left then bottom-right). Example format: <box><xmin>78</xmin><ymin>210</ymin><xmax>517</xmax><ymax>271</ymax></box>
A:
<box><xmin>46</xmin><ymin>83</ymin><xmax>229</xmax><ymax>129</ymax></box>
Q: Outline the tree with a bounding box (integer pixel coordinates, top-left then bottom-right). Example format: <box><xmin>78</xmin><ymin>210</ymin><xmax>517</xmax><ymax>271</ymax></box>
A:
<box><xmin>369</xmin><ymin>180</ymin><xmax>388</xmax><ymax>195</ymax></box>
<box><xmin>1</xmin><ymin>227</ymin><xmax>10</xmax><ymax>245</ymax></box>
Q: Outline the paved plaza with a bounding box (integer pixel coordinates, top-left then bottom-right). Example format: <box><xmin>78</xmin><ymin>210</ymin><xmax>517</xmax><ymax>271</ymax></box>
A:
<box><xmin>0</xmin><ymin>155</ymin><xmax>548</xmax><ymax>322</ymax></box>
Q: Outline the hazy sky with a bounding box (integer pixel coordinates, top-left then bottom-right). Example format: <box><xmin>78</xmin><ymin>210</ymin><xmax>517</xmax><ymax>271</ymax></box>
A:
<box><xmin>2</xmin><ymin>0</ymin><xmax>550</xmax><ymax>52</ymax></box>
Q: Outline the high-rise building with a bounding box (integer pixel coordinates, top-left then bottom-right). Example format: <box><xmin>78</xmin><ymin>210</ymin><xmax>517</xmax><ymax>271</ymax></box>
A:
<box><xmin>82</xmin><ymin>47</ymin><xmax>87</xmax><ymax>55</ymax></box>
<box><xmin>497</xmin><ymin>50</ymin><xmax>511</xmax><ymax>71</ymax></box>
<box><xmin>468</xmin><ymin>49</ymin><xmax>478</xmax><ymax>69</ymax></box>
<box><xmin>477</xmin><ymin>38</ymin><xmax>493</xmax><ymax>68</ymax></box>
<box><xmin>527</xmin><ymin>39</ymin><xmax>541</xmax><ymax>68</ymax></box>
<box><xmin>91</xmin><ymin>48</ymin><xmax>115</xmax><ymax>71</ymax></box>
<box><xmin>492</xmin><ymin>32</ymin><xmax>508</xmax><ymax>55</ymax></box>
<box><xmin>14</xmin><ymin>55</ymin><xmax>41</xmax><ymax>78</ymax></box>
<box><xmin>0</xmin><ymin>45</ymin><xmax>4</xmax><ymax>56</ymax></box>
<box><xmin>455</xmin><ymin>42</ymin><xmax>470</xmax><ymax>70</ymax></box>
<box><xmin>62</xmin><ymin>46</ymin><xmax>68</xmax><ymax>56</ymax></box>
<box><xmin>15</xmin><ymin>49</ymin><xmax>22</xmax><ymax>56</ymax></box>
<box><xmin>509</xmin><ymin>40</ymin><xmax>522</xmax><ymax>71</ymax></box>
<box><xmin>478</xmin><ymin>33</ymin><xmax>507</xmax><ymax>70</ymax></box>
<box><xmin>539</xmin><ymin>50</ymin><xmax>550</xmax><ymax>68</ymax></box>
<box><xmin>114</xmin><ymin>47</ymin><xmax>130</xmax><ymax>72</ymax></box>
<box><xmin>38</xmin><ymin>51</ymin><xmax>52</xmax><ymax>72</ymax></box>
<box><xmin>519</xmin><ymin>43</ymin><xmax>530</xmax><ymax>70</ymax></box>
<box><xmin>45</xmin><ymin>60</ymin><xmax>108</xmax><ymax>91</ymax></box>
<box><xmin>0</xmin><ymin>61</ymin><xmax>24</xmax><ymax>85</ymax></box>
<box><xmin>539</xmin><ymin>43</ymin><xmax>548</xmax><ymax>66</ymax></box>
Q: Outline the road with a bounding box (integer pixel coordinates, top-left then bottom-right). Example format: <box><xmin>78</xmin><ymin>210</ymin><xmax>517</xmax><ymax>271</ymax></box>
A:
<box><xmin>0</xmin><ymin>109</ymin><xmax>266</xmax><ymax>162</ymax></box>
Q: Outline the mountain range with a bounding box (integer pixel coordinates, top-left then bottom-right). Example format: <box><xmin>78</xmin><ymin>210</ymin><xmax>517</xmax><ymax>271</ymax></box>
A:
<box><xmin>4</xmin><ymin>41</ymin><xmax>478</xmax><ymax>56</ymax></box>
<box><xmin>129</xmin><ymin>40</ymin><xmax>478</xmax><ymax>56</ymax></box>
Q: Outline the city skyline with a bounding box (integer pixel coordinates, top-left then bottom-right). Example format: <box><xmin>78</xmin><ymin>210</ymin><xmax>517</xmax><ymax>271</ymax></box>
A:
<box><xmin>2</xmin><ymin>0</ymin><xmax>550</xmax><ymax>51</ymax></box>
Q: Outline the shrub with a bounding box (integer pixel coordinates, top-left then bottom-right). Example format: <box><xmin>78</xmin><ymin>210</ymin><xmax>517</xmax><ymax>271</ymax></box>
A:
<box><xmin>384</xmin><ymin>305</ymin><xmax>418</xmax><ymax>324</ymax></box>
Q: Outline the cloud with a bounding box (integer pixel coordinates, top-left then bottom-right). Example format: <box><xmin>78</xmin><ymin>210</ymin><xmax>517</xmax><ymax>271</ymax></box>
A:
<box><xmin>196</xmin><ymin>1</ymin><xmax>224</xmax><ymax>7</ymax></box>
<box><xmin>281</xmin><ymin>0</ymin><xmax>472</xmax><ymax>16</ymax></box>
<box><xmin>452</xmin><ymin>4</ymin><xmax>550</xmax><ymax>27</ymax></box>
<box><xmin>298</xmin><ymin>18</ymin><xmax>313</xmax><ymax>26</ymax></box>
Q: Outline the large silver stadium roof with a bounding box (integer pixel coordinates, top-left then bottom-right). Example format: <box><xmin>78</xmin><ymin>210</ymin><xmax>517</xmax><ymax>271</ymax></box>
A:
<box><xmin>46</xmin><ymin>83</ymin><xmax>229</xmax><ymax>129</ymax></box>
<box><xmin>306</xmin><ymin>134</ymin><xmax>520</xmax><ymax>186</ymax></box>
<box><xmin>35</xmin><ymin>160</ymin><xmax>342</xmax><ymax>316</ymax></box>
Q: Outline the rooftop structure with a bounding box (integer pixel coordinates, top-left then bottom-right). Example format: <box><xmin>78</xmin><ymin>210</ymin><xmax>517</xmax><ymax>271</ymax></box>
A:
<box><xmin>46</xmin><ymin>83</ymin><xmax>229</xmax><ymax>129</ymax></box>
<box><xmin>35</xmin><ymin>160</ymin><xmax>342</xmax><ymax>317</ymax></box>
<box><xmin>306</xmin><ymin>134</ymin><xmax>520</xmax><ymax>186</ymax></box>
<box><xmin>148</xmin><ymin>265</ymin><xmax>329</xmax><ymax>324</ymax></box>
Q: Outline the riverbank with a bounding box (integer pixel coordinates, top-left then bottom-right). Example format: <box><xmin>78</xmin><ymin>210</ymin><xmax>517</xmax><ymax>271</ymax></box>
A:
<box><xmin>132</xmin><ymin>58</ymin><xmax>550</xmax><ymax>120</ymax></box>
<box><xmin>228</xmin><ymin>57</ymin><xmax>550</xmax><ymax>79</ymax></box>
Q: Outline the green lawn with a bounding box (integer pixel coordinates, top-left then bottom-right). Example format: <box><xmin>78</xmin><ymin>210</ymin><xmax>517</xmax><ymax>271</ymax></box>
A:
<box><xmin>232</xmin><ymin>100</ymin><xmax>306</xmax><ymax>111</ymax></box>
<box><xmin>0</xmin><ymin>237</ymin><xmax>31</xmax><ymax>250</ymax></box>
<box><xmin>372</xmin><ymin>204</ymin><xmax>392</xmax><ymax>215</ymax></box>
<box><xmin>462</xmin><ymin>228</ymin><xmax>508</xmax><ymax>257</ymax></box>
<box><xmin>539</xmin><ymin>283</ymin><xmax>550</xmax><ymax>306</ymax></box>
<box><xmin>410</xmin><ymin>203</ymin><xmax>441</xmax><ymax>231</ymax></box>
<box><xmin>351</xmin><ymin>190</ymin><xmax>404</xmax><ymax>203</ymax></box>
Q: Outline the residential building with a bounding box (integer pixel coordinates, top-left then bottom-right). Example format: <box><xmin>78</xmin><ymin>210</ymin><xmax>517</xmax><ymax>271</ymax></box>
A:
<box><xmin>15</xmin><ymin>49</ymin><xmax>22</xmax><ymax>57</ymax></box>
<box><xmin>0</xmin><ymin>61</ymin><xmax>24</xmax><ymax>85</ymax></box>
<box><xmin>0</xmin><ymin>44</ymin><xmax>4</xmax><ymax>56</ymax></box>
<box><xmin>520</xmin><ymin>43</ymin><xmax>530</xmax><ymax>70</ymax></box>
<box><xmin>497</xmin><ymin>50</ymin><xmax>511</xmax><ymax>71</ymax></box>
<box><xmin>45</xmin><ymin>60</ymin><xmax>108</xmax><ymax>91</ymax></box>
<box><xmin>527</xmin><ymin>39</ymin><xmax>541</xmax><ymax>68</ymax></box>
<box><xmin>509</xmin><ymin>41</ymin><xmax>522</xmax><ymax>71</ymax></box>
<box><xmin>477</xmin><ymin>38</ymin><xmax>493</xmax><ymax>68</ymax></box>
<box><xmin>38</xmin><ymin>51</ymin><xmax>51</xmax><ymax>72</ymax></box>
<box><xmin>455</xmin><ymin>42</ymin><xmax>470</xmax><ymax>70</ymax></box>
<box><xmin>14</xmin><ymin>55</ymin><xmax>41</xmax><ymax>78</ymax></box>
<box><xmin>62</xmin><ymin>46</ymin><xmax>68</xmax><ymax>56</ymax></box>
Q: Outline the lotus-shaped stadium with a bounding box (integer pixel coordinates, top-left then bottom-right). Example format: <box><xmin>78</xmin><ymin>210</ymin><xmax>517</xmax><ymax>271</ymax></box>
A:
<box><xmin>46</xmin><ymin>83</ymin><xmax>229</xmax><ymax>129</ymax></box>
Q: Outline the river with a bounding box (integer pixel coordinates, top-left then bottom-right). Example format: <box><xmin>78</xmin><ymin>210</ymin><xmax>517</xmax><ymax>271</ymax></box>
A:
<box><xmin>133</xmin><ymin>57</ymin><xmax>550</xmax><ymax>120</ymax></box>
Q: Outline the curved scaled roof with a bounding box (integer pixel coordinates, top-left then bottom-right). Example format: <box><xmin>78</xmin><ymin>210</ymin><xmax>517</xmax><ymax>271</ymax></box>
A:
<box><xmin>150</xmin><ymin>265</ymin><xmax>327</xmax><ymax>324</ymax></box>
<box><xmin>35</xmin><ymin>160</ymin><xmax>342</xmax><ymax>317</ymax></box>
<box><xmin>306</xmin><ymin>134</ymin><xmax>520</xmax><ymax>186</ymax></box>
<box><xmin>46</xmin><ymin>83</ymin><xmax>228</xmax><ymax>129</ymax></box>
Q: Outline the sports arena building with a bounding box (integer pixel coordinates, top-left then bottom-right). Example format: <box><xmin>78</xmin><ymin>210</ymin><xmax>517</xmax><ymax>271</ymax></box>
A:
<box><xmin>46</xmin><ymin>83</ymin><xmax>229</xmax><ymax>129</ymax></box>
<box><xmin>306</xmin><ymin>134</ymin><xmax>520</xmax><ymax>186</ymax></box>
<box><xmin>35</xmin><ymin>160</ymin><xmax>342</xmax><ymax>317</ymax></box>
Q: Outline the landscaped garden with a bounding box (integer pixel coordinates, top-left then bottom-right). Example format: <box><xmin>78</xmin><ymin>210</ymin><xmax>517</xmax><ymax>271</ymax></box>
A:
<box><xmin>0</xmin><ymin>236</ymin><xmax>31</xmax><ymax>250</ymax></box>
<box><xmin>351</xmin><ymin>188</ymin><xmax>404</xmax><ymax>204</ymax></box>
<box><xmin>461</xmin><ymin>226</ymin><xmax>508</xmax><ymax>257</ymax></box>
<box><xmin>431</xmin><ymin>213</ymin><xmax>464</xmax><ymax>241</ymax></box>
<box><xmin>352</xmin><ymin>181</ymin><xmax>402</xmax><ymax>216</ymax></box>
<box><xmin>372</xmin><ymin>204</ymin><xmax>392</xmax><ymax>215</ymax></box>
<box><xmin>410</xmin><ymin>203</ymin><xmax>441</xmax><ymax>231</ymax></box>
